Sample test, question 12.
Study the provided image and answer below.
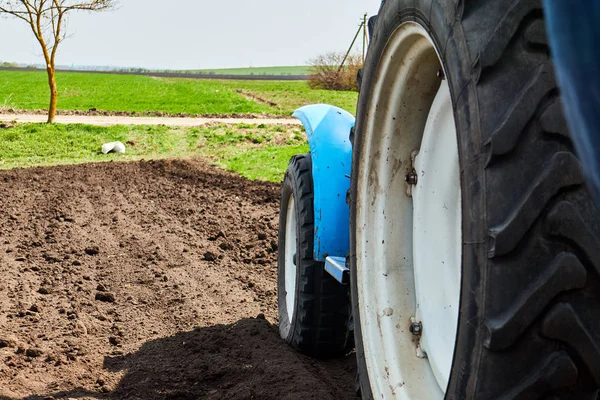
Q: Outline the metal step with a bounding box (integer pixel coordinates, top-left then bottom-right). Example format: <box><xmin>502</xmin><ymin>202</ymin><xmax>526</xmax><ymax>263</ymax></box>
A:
<box><xmin>325</xmin><ymin>256</ymin><xmax>349</xmax><ymax>285</ymax></box>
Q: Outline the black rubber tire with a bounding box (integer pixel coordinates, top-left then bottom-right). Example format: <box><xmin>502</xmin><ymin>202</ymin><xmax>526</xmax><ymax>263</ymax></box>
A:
<box><xmin>350</xmin><ymin>1</ymin><xmax>600</xmax><ymax>399</ymax></box>
<box><xmin>277</xmin><ymin>153</ymin><xmax>351</xmax><ymax>359</ymax></box>
<box><xmin>367</xmin><ymin>15</ymin><xmax>377</xmax><ymax>41</ymax></box>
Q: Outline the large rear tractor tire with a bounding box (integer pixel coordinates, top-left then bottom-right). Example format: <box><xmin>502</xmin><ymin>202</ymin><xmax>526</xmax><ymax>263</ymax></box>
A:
<box><xmin>350</xmin><ymin>1</ymin><xmax>600</xmax><ymax>399</ymax></box>
<box><xmin>277</xmin><ymin>153</ymin><xmax>351</xmax><ymax>358</ymax></box>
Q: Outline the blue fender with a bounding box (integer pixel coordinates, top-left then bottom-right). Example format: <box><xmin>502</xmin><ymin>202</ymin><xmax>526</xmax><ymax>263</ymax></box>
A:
<box><xmin>293</xmin><ymin>104</ymin><xmax>355</xmax><ymax>261</ymax></box>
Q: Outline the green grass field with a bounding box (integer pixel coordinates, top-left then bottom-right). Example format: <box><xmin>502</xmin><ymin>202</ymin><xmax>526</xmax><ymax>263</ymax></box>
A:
<box><xmin>0</xmin><ymin>122</ymin><xmax>308</xmax><ymax>182</ymax></box>
<box><xmin>0</xmin><ymin>70</ymin><xmax>357</xmax><ymax>116</ymax></box>
<box><xmin>194</xmin><ymin>66</ymin><xmax>309</xmax><ymax>76</ymax></box>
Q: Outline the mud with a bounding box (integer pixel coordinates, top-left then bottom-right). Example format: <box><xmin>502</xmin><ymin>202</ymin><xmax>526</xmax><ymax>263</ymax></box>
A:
<box><xmin>0</xmin><ymin>160</ymin><xmax>356</xmax><ymax>399</ymax></box>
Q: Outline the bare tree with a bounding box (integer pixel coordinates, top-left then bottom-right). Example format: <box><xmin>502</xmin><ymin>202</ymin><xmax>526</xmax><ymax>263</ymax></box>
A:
<box><xmin>0</xmin><ymin>0</ymin><xmax>116</xmax><ymax>123</ymax></box>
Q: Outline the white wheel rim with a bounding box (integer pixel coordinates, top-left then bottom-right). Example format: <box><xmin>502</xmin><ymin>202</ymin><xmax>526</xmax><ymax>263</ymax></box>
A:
<box><xmin>355</xmin><ymin>22</ymin><xmax>462</xmax><ymax>399</ymax></box>
<box><xmin>284</xmin><ymin>195</ymin><xmax>298</xmax><ymax>320</ymax></box>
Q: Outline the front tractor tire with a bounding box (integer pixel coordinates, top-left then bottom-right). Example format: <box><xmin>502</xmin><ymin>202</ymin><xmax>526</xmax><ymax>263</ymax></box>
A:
<box><xmin>277</xmin><ymin>153</ymin><xmax>351</xmax><ymax>359</ymax></box>
<box><xmin>350</xmin><ymin>1</ymin><xmax>600</xmax><ymax>399</ymax></box>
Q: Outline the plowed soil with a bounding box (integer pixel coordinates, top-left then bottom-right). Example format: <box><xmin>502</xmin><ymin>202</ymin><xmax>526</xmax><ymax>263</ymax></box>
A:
<box><xmin>0</xmin><ymin>159</ymin><xmax>356</xmax><ymax>400</ymax></box>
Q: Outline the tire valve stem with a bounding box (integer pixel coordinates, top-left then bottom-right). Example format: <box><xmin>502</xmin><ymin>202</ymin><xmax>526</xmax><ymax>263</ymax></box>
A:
<box><xmin>437</xmin><ymin>69</ymin><xmax>445</xmax><ymax>80</ymax></box>
<box><xmin>410</xmin><ymin>321</ymin><xmax>423</xmax><ymax>336</ymax></box>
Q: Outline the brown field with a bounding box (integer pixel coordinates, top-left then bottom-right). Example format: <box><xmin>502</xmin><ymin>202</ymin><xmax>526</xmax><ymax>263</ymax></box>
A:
<box><xmin>0</xmin><ymin>160</ymin><xmax>355</xmax><ymax>400</ymax></box>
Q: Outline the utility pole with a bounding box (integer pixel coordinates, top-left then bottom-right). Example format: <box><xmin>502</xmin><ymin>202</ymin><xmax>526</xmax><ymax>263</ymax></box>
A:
<box><xmin>339</xmin><ymin>13</ymin><xmax>368</xmax><ymax>73</ymax></box>
<box><xmin>363</xmin><ymin>13</ymin><xmax>368</xmax><ymax>64</ymax></box>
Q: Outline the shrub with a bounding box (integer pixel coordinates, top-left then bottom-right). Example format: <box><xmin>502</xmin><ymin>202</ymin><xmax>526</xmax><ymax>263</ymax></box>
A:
<box><xmin>308</xmin><ymin>52</ymin><xmax>362</xmax><ymax>92</ymax></box>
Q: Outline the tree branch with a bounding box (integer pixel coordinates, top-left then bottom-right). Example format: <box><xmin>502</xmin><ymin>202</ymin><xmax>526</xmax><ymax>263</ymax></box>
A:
<box><xmin>0</xmin><ymin>6</ymin><xmax>30</xmax><ymax>23</ymax></box>
<box><xmin>49</xmin><ymin>0</ymin><xmax>63</xmax><ymax>64</ymax></box>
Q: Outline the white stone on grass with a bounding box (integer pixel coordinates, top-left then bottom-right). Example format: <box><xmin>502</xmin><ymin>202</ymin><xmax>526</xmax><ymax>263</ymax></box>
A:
<box><xmin>101</xmin><ymin>142</ymin><xmax>126</xmax><ymax>154</ymax></box>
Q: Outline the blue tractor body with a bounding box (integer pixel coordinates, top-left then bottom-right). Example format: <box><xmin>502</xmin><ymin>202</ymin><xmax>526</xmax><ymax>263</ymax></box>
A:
<box><xmin>292</xmin><ymin>104</ymin><xmax>355</xmax><ymax>264</ymax></box>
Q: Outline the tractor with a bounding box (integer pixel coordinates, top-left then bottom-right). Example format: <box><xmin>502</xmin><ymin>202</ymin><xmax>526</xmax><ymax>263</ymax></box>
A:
<box><xmin>277</xmin><ymin>1</ymin><xmax>600</xmax><ymax>399</ymax></box>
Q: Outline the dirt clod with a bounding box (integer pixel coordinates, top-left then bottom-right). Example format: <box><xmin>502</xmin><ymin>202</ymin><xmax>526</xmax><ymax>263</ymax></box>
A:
<box><xmin>203</xmin><ymin>251</ymin><xmax>217</xmax><ymax>262</ymax></box>
<box><xmin>25</xmin><ymin>348</ymin><xmax>43</xmax><ymax>358</ymax></box>
<box><xmin>96</xmin><ymin>284</ymin><xmax>108</xmax><ymax>292</ymax></box>
<box><xmin>85</xmin><ymin>246</ymin><xmax>100</xmax><ymax>256</ymax></box>
<box><xmin>38</xmin><ymin>287</ymin><xmax>51</xmax><ymax>295</ymax></box>
<box><xmin>95</xmin><ymin>292</ymin><xmax>116</xmax><ymax>303</ymax></box>
<box><xmin>219</xmin><ymin>242</ymin><xmax>233</xmax><ymax>251</ymax></box>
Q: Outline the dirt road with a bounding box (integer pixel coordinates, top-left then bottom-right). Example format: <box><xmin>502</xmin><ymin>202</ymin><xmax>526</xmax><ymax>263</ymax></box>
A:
<box><xmin>0</xmin><ymin>114</ymin><xmax>301</xmax><ymax>127</ymax></box>
<box><xmin>0</xmin><ymin>160</ymin><xmax>355</xmax><ymax>399</ymax></box>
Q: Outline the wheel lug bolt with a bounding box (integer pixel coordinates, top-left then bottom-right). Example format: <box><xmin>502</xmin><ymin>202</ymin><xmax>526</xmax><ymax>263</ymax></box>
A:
<box><xmin>405</xmin><ymin>169</ymin><xmax>418</xmax><ymax>185</ymax></box>
<box><xmin>410</xmin><ymin>321</ymin><xmax>423</xmax><ymax>336</ymax></box>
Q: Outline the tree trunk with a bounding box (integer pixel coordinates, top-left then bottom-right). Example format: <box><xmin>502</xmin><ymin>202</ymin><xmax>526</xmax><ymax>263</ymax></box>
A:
<box><xmin>46</xmin><ymin>66</ymin><xmax>57</xmax><ymax>124</ymax></box>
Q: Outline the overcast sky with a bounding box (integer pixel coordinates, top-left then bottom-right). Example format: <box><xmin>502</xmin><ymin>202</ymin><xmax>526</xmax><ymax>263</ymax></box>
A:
<box><xmin>0</xmin><ymin>0</ymin><xmax>381</xmax><ymax>70</ymax></box>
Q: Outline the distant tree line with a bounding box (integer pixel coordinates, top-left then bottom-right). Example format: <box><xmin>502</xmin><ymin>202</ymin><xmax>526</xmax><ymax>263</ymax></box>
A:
<box><xmin>0</xmin><ymin>63</ymin><xmax>304</xmax><ymax>77</ymax></box>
